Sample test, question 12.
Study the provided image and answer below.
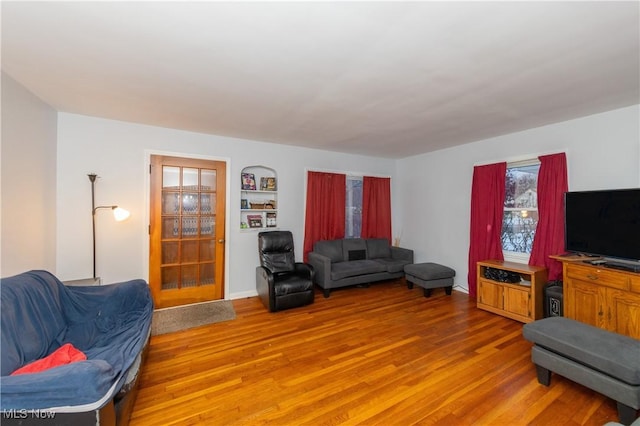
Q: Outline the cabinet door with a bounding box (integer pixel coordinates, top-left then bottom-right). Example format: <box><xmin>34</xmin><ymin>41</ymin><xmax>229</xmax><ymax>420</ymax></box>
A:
<box><xmin>565</xmin><ymin>279</ymin><xmax>603</xmax><ymax>329</ymax></box>
<box><xmin>608</xmin><ymin>289</ymin><xmax>640</xmax><ymax>339</ymax></box>
<box><xmin>478</xmin><ymin>280</ymin><xmax>503</xmax><ymax>309</ymax></box>
<box><xmin>504</xmin><ymin>286</ymin><xmax>530</xmax><ymax>318</ymax></box>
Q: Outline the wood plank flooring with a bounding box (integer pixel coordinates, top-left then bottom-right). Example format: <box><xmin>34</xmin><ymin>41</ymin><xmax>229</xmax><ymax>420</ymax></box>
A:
<box><xmin>130</xmin><ymin>279</ymin><xmax>619</xmax><ymax>425</ymax></box>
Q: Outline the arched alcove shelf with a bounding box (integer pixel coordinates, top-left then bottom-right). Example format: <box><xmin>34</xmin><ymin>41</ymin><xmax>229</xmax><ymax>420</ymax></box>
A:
<box><xmin>240</xmin><ymin>165</ymin><xmax>278</xmax><ymax>231</ymax></box>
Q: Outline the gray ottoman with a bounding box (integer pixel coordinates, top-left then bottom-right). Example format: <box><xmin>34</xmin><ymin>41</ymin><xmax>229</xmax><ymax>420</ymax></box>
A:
<box><xmin>523</xmin><ymin>317</ymin><xmax>640</xmax><ymax>425</ymax></box>
<box><xmin>404</xmin><ymin>262</ymin><xmax>455</xmax><ymax>297</ymax></box>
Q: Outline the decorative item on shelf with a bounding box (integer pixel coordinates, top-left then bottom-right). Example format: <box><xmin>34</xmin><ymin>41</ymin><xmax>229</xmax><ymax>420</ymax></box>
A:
<box><xmin>240</xmin><ymin>221</ymin><xmax>249</xmax><ymax>229</ymax></box>
<box><xmin>250</xmin><ymin>202</ymin><xmax>266</xmax><ymax>209</ymax></box>
<box><xmin>393</xmin><ymin>230</ymin><xmax>402</xmax><ymax>247</ymax></box>
<box><xmin>266</xmin><ymin>212</ymin><xmax>277</xmax><ymax>227</ymax></box>
<box><xmin>247</xmin><ymin>214</ymin><xmax>263</xmax><ymax>228</ymax></box>
<box><xmin>260</xmin><ymin>177</ymin><xmax>277</xmax><ymax>191</ymax></box>
<box><xmin>241</xmin><ymin>199</ymin><xmax>249</xmax><ymax>210</ymax></box>
<box><xmin>88</xmin><ymin>173</ymin><xmax>130</xmax><ymax>280</ymax></box>
<box><xmin>265</xmin><ymin>200</ymin><xmax>276</xmax><ymax>209</ymax></box>
<box><xmin>241</xmin><ymin>173</ymin><xmax>256</xmax><ymax>190</ymax></box>
<box><xmin>484</xmin><ymin>267</ymin><xmax>521</xmax><ymax>283</ymax></box>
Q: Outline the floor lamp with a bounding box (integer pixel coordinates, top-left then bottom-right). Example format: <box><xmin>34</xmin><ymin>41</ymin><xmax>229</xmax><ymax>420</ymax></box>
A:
<box><xmin>89</xmin><ymin>174</ymin><xmax>130</xmax><ymax>280</ymax></box>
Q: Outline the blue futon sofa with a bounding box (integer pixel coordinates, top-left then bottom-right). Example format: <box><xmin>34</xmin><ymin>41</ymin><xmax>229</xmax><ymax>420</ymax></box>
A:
<box><xmin>0</xmin><ymin>270</ymin><xmax>153</xmax><ymax>425</ymax></box>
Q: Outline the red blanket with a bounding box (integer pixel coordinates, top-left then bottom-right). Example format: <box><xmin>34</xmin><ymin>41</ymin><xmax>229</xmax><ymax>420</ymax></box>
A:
<box><xmin>11</xmin><ymin>343</ymin><xmax>86</xmax><ymax>376</ymax></box>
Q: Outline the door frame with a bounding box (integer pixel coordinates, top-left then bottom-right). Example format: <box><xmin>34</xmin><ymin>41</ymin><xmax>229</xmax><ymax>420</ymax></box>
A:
<box><xmin>143</xmin><ymin>150</ymin><xmax>232</xmax><ymax>301</ymax></box>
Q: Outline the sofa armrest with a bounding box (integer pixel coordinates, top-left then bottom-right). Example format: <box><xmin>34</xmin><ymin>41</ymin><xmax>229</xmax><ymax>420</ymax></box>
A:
<box><xmin>0</xmin><ymin>359</ymin><xmax>117</xmax><ymax>411</ymax></box>
<box><xmin>391</xmin><ymin>246</ymin><xmax>414</xmax><ymax>263</ymax></box>
<box><xmin>307</xmin><ymin>252</ymin><xmax>331</xmax><ymax>288</ymax></box>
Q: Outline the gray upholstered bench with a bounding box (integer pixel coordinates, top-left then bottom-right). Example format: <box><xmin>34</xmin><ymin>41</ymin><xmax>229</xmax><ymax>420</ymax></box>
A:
<box><xmin>523</xmin><ymin>317</ymin><xmax>640</xmax><ymax>425</ymax></box>
<box><xmin>404</xmin><ymin>262</ymin><xmax>455</xmax><ymax>297</ymax></box>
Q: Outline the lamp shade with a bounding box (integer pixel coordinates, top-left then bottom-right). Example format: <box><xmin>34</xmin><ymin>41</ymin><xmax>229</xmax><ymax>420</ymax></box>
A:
<box><xmin>113</xmin><ymin>207</ymin><xmax>130</xmax><ymax>222</ymax></box>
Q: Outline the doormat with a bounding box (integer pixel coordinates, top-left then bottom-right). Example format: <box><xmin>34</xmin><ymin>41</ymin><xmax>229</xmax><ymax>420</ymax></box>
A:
<box><xmin>151</xmin><ymin>300</ymin><xmax>236</xmax><ymax>336</ymax></box>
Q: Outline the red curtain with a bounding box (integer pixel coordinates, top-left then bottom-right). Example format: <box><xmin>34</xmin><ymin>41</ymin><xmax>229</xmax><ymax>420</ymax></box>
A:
<box><xmin>467</xmin><ymin>162</ymin><xmax>506</xmax><ymax>298</ymax></box>
<box><xmin>361</xmin><ymin>176</ymin><xmax>392</xmax><ymax>243</ymax></box>
<box><xmin>529</xmin><ymin>153</ymin><xmax>568</xmax><ymax>281</ymax></box>
<box><xmin>303</xmin><ymin>171</ymin><xmax>346</xmax><ymax>261</ymax></box>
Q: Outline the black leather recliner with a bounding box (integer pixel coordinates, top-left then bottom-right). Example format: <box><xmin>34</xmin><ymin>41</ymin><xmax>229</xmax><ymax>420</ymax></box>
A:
<box><xmin>256</xmin><ymin>231</ymin><xmax>315</xmax><ymax>312</ymax></box>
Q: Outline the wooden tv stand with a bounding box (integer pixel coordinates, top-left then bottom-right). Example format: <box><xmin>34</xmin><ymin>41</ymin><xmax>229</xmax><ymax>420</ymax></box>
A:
<box><xmin>553</xmin><ymin>256</ymin><xmax>640</xmax><ymax>339</ymax></box>
<box><xmin>476</xmin><ymin>260</ymin><xmax>547</xmax><ymax>323</ymax></box>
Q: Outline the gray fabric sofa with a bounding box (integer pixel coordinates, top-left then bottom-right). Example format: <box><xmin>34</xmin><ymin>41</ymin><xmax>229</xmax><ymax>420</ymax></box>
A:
<box><xmin>307</xmin><ymin>238</ymin><xmax>414</xmax><ymax>297</ymax></box>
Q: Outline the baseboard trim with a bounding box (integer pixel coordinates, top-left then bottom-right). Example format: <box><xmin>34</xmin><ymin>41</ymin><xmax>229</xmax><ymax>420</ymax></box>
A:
<box><xmin>229</xmin><ymin>289</ymin><xmax>258</xmax><ymax>300</ymax></box>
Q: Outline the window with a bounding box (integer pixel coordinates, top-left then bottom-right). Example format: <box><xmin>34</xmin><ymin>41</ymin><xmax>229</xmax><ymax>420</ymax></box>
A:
<box><xmin>502</xmin><ymin>160</ymin><xmax>540</xmax><ymax>261</ymax></box>
<box><xmin>345</xmin><ymin>176</ymin><xmax>363</xmax><ymax>238</ymax></box>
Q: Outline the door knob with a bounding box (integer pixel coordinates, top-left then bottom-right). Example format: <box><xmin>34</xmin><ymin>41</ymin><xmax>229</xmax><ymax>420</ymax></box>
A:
<box><xmin>218</xmin><ymin>239</ymin><xmax>225</xmax><ymax>243</ymax></box>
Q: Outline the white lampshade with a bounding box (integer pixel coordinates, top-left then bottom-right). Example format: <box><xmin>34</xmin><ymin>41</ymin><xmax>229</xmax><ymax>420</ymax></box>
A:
<box><xmin>113</xmin><ymin>207</ymin><xmax>130</xmax><ymax>222</ymax></box>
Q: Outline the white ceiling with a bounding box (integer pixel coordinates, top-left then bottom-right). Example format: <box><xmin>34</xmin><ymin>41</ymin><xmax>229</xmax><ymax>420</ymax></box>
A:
<box><xmin>2</xmin><ymin>1</ymin><xmax>639</xmax><ymax>159</ymax></box>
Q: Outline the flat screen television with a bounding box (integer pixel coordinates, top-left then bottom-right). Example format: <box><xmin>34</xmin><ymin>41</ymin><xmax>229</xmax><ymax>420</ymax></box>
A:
<box><xmin>564</xmin><ymin>188</ymin><xmax>640</xmax><ymax>265</ymax></box>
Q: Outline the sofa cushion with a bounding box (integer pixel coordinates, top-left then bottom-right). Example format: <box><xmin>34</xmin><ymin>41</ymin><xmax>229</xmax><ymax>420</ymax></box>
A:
<box><xmin>331</xmin><ymin>260</ymin><xmax>387</xmax><ymax>280</ymax></box>
<box><xmin>348</xmin><ymin>249</ymin><xmax>366</xmax><ymax>261</ymax></box>
<box><xmin>342</xmin><ymin>238</ymin><xmax>367</xmax><ymax>262</ymax></box>
<box><xmin>367</xmin><ymin>239</ymin><xmax>391</xmax><ymax>259</ymax></box>
<box><xmin>374</xmin><ymin>258</ymin><xmax>411</xmax><ymax>273</ymax></box>
<box><xmin>313</xmin><ymin>240</ymin><xmax>344</xmax><ymax>263</ymax></box>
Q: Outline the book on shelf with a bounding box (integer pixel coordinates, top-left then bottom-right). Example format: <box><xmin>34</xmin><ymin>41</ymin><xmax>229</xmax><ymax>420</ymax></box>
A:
<box><xmin>266</xmin><ymin>212</ymin><xmax>277</xmax><ymax>227</ymax></box>
<box><xmin>260</xmin><ymin>177</ymin><xmax>277</xmax><ymax>191</ymax></box>
<box><xmin>247</xmin><ymin>214</ymin><xmax>263</xmax><ymax>228</ymax></box>
<box><xmin>241</xmin><ymin>173</ymin><xmax>256</xmax><ymax>190</ymax></box>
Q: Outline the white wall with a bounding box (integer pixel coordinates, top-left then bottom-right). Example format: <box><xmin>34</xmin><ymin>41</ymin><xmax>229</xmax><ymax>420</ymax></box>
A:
<box><xmin>6</xmin><ymin>72</ymin><xmax>638</xmax><ymax>299</ymax></box>
<box><xmin>397</xmin><ymin>105</ymin><xmax>640</xmax><ymax>294</ymax></box>
<box><xmin>56</xmin><ymin>113</ymin><xmax>397</xmax><ymax>297</ymax></box>
<box><xmin>1</xmin><ymin>72</ymin><xmax>57</xmax><ymax>277</ymax></box>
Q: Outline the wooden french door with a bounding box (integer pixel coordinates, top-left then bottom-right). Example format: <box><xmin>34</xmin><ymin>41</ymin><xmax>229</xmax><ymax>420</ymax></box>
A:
<box><xmin>149</xmin><ymin>155</ymin><xmax>226</xmax><ymax>308</ymax></box>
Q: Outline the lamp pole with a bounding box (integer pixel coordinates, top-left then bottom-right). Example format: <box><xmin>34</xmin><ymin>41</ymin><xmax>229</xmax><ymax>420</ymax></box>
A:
<box><xmin>89</xmin><ymin>174</ymin><xmax>98</xmax><ymax>279</ymax></box>
<box><xmin>89</xmin><ymin>174</ymin><xmax>119</xmax><ymax>280</ymax></box>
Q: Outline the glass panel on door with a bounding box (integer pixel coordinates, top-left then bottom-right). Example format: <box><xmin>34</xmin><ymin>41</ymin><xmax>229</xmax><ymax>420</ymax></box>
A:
<box><xmin>159</xmin><ymin>165</ymin><xmax>217</xmax><ymax>290</ymax></box>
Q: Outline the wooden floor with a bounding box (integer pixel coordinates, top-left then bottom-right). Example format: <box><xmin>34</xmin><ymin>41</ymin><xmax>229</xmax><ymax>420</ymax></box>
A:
<box><xmin>130</xmin><ymin>279</ymin><xmax>619</xmax><ymax>426</ymax></box>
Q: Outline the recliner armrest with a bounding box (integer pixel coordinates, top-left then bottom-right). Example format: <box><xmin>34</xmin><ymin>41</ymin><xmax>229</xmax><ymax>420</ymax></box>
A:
<box><xmin>294</xmin><ymin>262</ymin><xmax>315</xmax><ymax>282</ymax></box>
<box><xmin>256</xmin><ymin>266</ymin><xmax>275</xmax><ymax>285</ymax></box>
<box><xmin>256</xmin><ymin>266</ymin><xmax>276</xmax><ymax>312</ymax></box>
